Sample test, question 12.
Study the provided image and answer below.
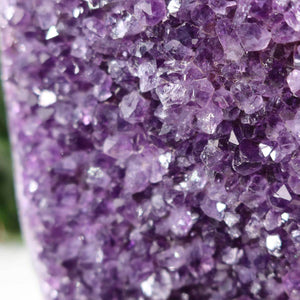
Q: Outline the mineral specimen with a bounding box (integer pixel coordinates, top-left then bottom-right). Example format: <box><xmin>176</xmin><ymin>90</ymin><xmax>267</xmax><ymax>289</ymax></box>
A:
<box><xmin>1</xmin><ymin>0</ymin><xmax>300</xmax><ymax>299</ymax></box>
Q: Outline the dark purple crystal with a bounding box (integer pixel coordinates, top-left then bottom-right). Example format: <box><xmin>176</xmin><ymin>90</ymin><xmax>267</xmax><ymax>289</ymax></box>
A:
<box><xmin>1</xmin><ymin>0</ymin><xmax>300</xmax><ymax>299</ymax></box>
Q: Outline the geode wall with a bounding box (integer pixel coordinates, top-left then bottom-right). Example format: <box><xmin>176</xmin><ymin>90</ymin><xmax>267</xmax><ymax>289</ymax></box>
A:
<box><xmin>1</xmin><ymin>0</ymin><xmax>300</xmax><ymax>299</ymax></box>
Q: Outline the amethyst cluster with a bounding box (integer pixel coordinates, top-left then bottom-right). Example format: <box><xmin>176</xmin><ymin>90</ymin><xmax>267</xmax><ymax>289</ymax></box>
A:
<box><xmin>1</xmin><ymin>0</ymin><xmax>300</xmax><ymax>299</ymax></box>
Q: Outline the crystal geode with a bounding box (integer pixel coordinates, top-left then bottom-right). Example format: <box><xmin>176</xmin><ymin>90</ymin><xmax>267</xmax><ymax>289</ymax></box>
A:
<box><xmin>1</xmin><ymin>0</ymin><xmax>300</xmax><ymax>299</ymax></box>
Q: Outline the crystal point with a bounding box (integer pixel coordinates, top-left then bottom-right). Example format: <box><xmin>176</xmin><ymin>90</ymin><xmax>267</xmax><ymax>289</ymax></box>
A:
<box><xmin>287</xmin><ymin>69</ymin><xmax>300</xmax><ymax>97</ymax></box>
<box><xmin>216</xmin><ymin>18</ymin><xmax>244</xmax><ymax>61</ymax></box>
<box><xmin>237</xmin><ymin>23</ymin><xmax>271</xmax><ymax>52</ymax></box>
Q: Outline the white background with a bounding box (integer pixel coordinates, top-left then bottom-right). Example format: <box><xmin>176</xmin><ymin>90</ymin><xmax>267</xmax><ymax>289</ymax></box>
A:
<box><xmin>0</xmin><ymin>241</ymin><xmax>42</xmax><ymax>300</ymax></box>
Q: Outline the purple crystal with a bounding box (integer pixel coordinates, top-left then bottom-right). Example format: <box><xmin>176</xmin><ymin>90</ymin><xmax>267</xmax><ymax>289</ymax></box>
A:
<box><xmin>1</xmin><ymin>0</ymin><xmax>300</xmax><ymax>299</ymax></box>
<box><xmin>197</xmin><ymin>103</ymin><xmax>223</xmax><ymax>134</ymax></box>
<box><xmin>216</xmin><ymin>18</ymin><xmax>244</xmax><ymax>61</ymax></box>
<box><xmin>237</xmin><ymin>23</ymin><xmax>271</xmax><ymax>52</ymax></box>
<box><xmin>119</xmin><ymin>91</ymin><xmax>150</xmax><ymax>124</ymax></box>
<box><xmin>284</xmin><ymin>1</ymin><xmax>300</xmax><ymax>32</ymax></box>
<box><xmin>287</xmin><ymin>70</ymin><xmax>300</xmax><ymax>97</ymax></box>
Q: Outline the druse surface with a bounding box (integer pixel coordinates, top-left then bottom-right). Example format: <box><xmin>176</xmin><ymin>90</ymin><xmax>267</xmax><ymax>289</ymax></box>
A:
<box><xmin>1</xmin><ymin>0</ymin><xmax>300</xmax><ymax>299</ymax></box>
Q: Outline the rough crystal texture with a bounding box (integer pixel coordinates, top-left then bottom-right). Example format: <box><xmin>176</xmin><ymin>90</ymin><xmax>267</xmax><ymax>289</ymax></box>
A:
<box><xmin>1</xmin><ymin>0</ymin><xmax>300</xmax><ymax>299</ymax></box>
